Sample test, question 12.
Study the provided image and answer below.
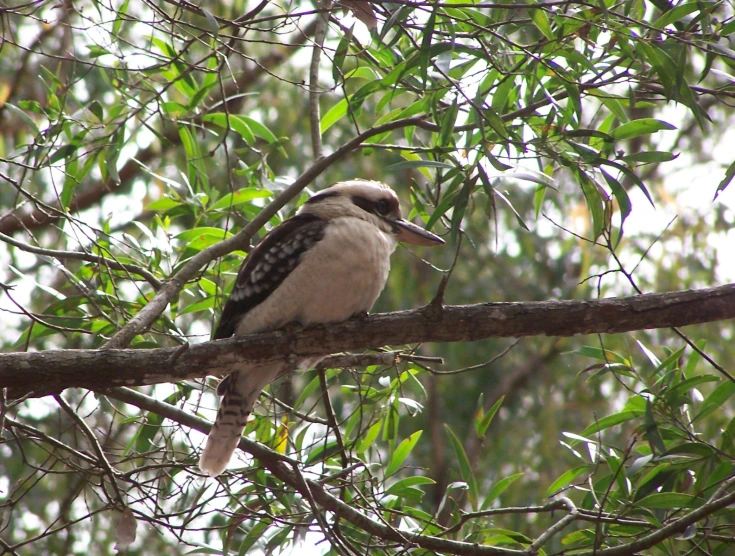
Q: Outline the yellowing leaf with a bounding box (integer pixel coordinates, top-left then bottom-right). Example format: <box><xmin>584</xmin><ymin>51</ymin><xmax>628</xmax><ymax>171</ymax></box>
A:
<box><xmin>273</xmin><ymin>417</ymin><xmax>290</xmax><ymax>455</ymax></box>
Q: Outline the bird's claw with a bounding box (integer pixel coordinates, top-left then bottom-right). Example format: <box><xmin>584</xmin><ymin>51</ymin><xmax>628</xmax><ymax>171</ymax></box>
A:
<box><xmin>351</xmin><ymin>310</ymin><xmax>370</xmax><ymax>322</ymax></box>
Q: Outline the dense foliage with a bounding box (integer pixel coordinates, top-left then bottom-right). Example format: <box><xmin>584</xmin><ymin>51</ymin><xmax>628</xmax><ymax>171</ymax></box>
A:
<box><xmin>1</xmin><ymin>0</ymin><xmax>734</xmax><ymax>554</ymax></box>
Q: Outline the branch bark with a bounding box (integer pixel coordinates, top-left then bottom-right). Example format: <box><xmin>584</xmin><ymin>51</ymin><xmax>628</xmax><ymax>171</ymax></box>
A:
<box><xmin>3</xmin><ymin>283</ymin><xmax>735</xmax><ymax>396</ymax></box>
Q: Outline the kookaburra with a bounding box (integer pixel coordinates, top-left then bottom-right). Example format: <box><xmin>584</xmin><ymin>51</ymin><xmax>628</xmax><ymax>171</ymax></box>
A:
<box><xmin>199</xmin><ymin>180</ymin><xmax>444</xmax><ymax>476</ymax></box>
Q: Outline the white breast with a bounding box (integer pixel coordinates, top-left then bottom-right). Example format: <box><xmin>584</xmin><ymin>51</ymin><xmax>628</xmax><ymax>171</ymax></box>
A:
<box><xmin>236</xmin><ymin>217</ymin><xmax>397</xmax><ymax>335</ymax></box>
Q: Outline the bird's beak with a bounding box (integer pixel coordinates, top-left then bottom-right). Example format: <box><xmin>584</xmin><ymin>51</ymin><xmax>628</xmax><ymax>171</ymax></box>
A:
<box><xmin>389</xmin><ymin>218</ymin><xmax>445</xmax><ymax>246</ymax></box>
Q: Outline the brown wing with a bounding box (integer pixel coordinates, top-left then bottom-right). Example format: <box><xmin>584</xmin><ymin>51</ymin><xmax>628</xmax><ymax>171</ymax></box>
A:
<box><xmin>213</xmin><ymin>214</ymin><xmax>327</xmax><ymax>340</ymax></box>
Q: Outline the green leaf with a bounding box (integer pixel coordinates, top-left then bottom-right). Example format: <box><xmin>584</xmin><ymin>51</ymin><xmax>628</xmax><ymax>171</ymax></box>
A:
<box><xmin>385</xmin><ymin>160</ymin><xmax>456</xmax><ymax>171</ymax></box>
<box><xmin>175</xmin><ymin>227</ymin><xmax>232</xmax><ymax>242</ymax></box>
<box><xmin>356</xmin><ymin>420</ymin><xmax>382</xmax><ymax>455</ymax></box>
<box><xmin>475</xmin><ymin>396</ymin><xmax>504</xmax><ymax>438</ymax></box>
<box><xmin>637</xmin><ymin>339</ymin><xmax>662</xmax><ymax>367</ymax></box>
<box><xmin>202</xmin><ymin>113</ymin><xmax>255</xmax><ymax>144</ymax></box>
<box><xmin>304</xmin><ymin>438</ymin><xmax>342</xmax><ymax>465</ymax></box>
<box><xmin>178</xmin><ymin>125</ymin><xmax>208</xmax><ymax>191</ymax></box>
<box><xmin>601</xmin><ymin>169</ymin><xmax>630</xmax><ymax>246</ymax></box>
<box><xmin>580</xmin><ymin>410</ymin><xmax>643</xmax><ymax>437</ymax></box>
<box><xmin>49</xmin><ymin>144</ymin><xmax>78</xmax><ymax>164</ymax></box>
<box><xmin>683</xmin><ymin>340</ymin><xmax>706</xmax><ymax>378</ymax></box>
<box><xmin>151</xmin><ymin>38</ymin><xmax>198</xmax><ymax>99</ymax></box>
<box><xmin>483</xmin><ymin>472</ymin><xmax>524</xmax><ymax>507</ymax></box>
<box><xmin>622</xmin><ymin>151</ymin><xmax>677</xmax><ymax>164</ymax></box>
<box><xmin>637</xmin><ymin>42</ymin><xmax>678</xmax><ymax>101</ymax></box>
<box><xmin>601</xmin><ymin>159</ymin><xmax>655</xmax><ymax>207</ymax></box>
<box><xmin>384</xmin><ymin>476</ymin><xmax>435</xmax><ymax>500</ymax></box>
<box><xmin>579</xmin><ymin>171</ymin><xmax>606</xmax><ymax>240</ymax></box>
<box><xmin>385</xmin><ymin>430</ymin><xmax>422</xmax><ymax>476</ymax></box>
<box><xmin>715</xmin><ymin>159</ymin><xmax>735</xmax><ymax>200</ymax></box>
<box><xmin>88</xmin><ymin>100</ymin><xmax>103</xmax><ymax>121</ymax></box>
<box><xmin>293</xmin><ymin>372</ymin><xmax>329</xmax><ymax>411</ymax></box>
<box><xmin>546</xmin><ymin>465</ymin><xmax>592</xmax><ymax>497</ymax></box>
<box><xmin>134</xmin><ymin>412</ymin><xmax>163</xmax><ymax>455</ymax></box>
<box><xmin>666</xmin><ymin>375</ymin><xmax>719</xmax><ymax>402</ymax></box>
<box><xmin>332</xmin><ymin>32</ymin><xmax>351</xmax><ymax>84</ymax></box>
<box><xmin>695</xmin><ymin>380</ymin><xmax>735</xmax><ymax>422</ymax></box>
<box><xmin>113</xmin><ymin>0</ymin><xmax>130</xmax><ymax>36</ymax></box>
<box><xmin>209</xmin><ymin>188</ymin><xmax>272</xmax><ymax>211</ymax></box>
<box><xmin>160</xmin><ymin>102</ymin><xmax>187</xmax><ymax>118</ymax></box>
<box><xmin>321</xmin><ymin>97</ymin><xmax>349</xmax><ymax>133</ymax></box>
<box><xmin>87</xmin><ymin>45</ymin><xmax>110</xmax><ymax>58</ymax></box>
<box><xmin>146</xmin><ymin>198</ymin><xmax>182</xmax><ymax>211</ymax></box>
<box><xmin>439</xmin><ymin>97</ymin><xmax>459</xmax><ymax>146</ymax></box>
<box><xmin>238</xmin><ymin>116</ymin><xmax>279</xmax><ymax>143</ymax></box>
<box><xmin>530</xmin><ymin>6</ymin><xmax>554</xmax><ymax>41</ymax></box>
<box><xmin>480</xmin><ymin>106</ymin><xmax>510</xmax><ymax>140</ymax></box>
<box><xmin>637</xmin><ymin>492</ymin><xmax>696</xmax><ymax>509</ymax></box>
<box><xmin>199</xmin><ymin>8</ymin><xmax>219</xmax><ymax>37</ymax></box>
<box><xmin>494</xmin><ymin>188</ymin><xmax>530</xmax><ymax>231</ymax></box>
<box><xmin>61</xmin><ymin>169</ymin><xmax>78</xmax><ymax>210</ymax></box>
<box><xmin>652</xmin><ymin>3</ymin><xmax>714</xmax><ymax>29</ymax></box>
<box><xmin>4</xmin><ymin>103</ymin><xmax>40</xmax><ymax>134</ymax></box>
<box><xmin>178</xmin><ymin>296</ymin><xmax>216</xmax><ymax>316</ymax></box>
<box><xmin>419</xmin><ymin>11</ymin><xmax>437</xmax><ymax>85</ymax></box>
<box><xmin>611</xmin><ymin>118</ymin><xmax>676</xmax><ymax>141</ymax></box>
<box><xmin>644</xmin><ymin>398</ymin><xmax>667</xmax><ymax>455</ymax></box>
<box><xmin>445</xmin><ymin>424</ymin><xmax>479</xmax><ymax>509</ymax></box>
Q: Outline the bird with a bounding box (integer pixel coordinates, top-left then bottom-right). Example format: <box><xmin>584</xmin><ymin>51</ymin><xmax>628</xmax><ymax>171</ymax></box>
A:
<box><xmin>199</xmin><ymin>179</ymin><xmax>444</xmax><ymax>476</ymax></box>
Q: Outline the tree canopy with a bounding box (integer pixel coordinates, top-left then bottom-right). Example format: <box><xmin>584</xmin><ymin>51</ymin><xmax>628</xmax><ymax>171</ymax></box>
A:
<box><xmin>1</xmin><ymin>0</ymin><xmax>735</xmax><ymax>554</ymax></box>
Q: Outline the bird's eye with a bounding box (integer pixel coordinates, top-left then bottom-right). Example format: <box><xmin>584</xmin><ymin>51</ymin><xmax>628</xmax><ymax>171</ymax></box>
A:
<box><xmin>375</xmin><ymin>199</ymin><xmax>390</xmax><ymax>215</ymax></box>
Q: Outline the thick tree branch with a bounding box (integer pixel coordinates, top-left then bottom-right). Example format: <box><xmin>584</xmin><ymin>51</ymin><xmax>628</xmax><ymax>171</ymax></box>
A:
<box><xmin>3</xmin><ymin>283</ymin><xmax>735</xmax><ymax>396</ymax></box>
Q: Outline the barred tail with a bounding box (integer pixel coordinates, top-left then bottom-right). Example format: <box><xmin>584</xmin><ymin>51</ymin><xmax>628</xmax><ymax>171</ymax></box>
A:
<box><xmin>199</xmin><ymin>365</ymin><xmax>282</xmax><ymax>476</ymax></box>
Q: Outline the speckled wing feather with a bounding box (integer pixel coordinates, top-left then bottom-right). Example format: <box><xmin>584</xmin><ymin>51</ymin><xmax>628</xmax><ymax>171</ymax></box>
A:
<box><xmin>214</xmin><ymin>214</ymin><xmax>327</xmax><ymax>339</ymax></box>
<box><xmin>200</xmin><ymin>214</ymin><xmax>327</xmax><ymax>476</ymax></box>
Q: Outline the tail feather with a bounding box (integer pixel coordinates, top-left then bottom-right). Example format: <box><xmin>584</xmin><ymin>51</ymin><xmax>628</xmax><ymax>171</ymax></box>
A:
<box><xmin>199</xmin><ymin>365</ymin><xmax>281</xmax><ymax>476</ymax></box>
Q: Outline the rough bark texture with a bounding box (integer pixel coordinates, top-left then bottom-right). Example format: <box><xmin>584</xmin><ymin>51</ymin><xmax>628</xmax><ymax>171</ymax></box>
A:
<box><xmin>2</xmin><ymin>283</ymin><xmax>734</xmax><ymax>397</ymax></box>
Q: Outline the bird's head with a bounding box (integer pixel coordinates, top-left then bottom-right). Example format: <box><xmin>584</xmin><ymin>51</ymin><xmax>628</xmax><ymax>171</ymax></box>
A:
<box><xmin>300</xmin><ymin>180</ymin><xmax>445</xmax><ymax>247</ymax></box>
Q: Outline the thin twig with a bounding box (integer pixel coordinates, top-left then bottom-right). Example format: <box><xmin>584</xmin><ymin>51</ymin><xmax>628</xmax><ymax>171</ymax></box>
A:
<box><xmin>0</xmin><ymin>231</ymin><xmax>162</xmax><ymax>289</ymax></box>
<box><xmin>52</xmin><ymin>394</ymin><xmax>125</xmax><ymax>509</ymax></box>
<box><xmin>309</xmin><ymin>0</ymin><xmax>332</xmax><ymax>159</ymax></box>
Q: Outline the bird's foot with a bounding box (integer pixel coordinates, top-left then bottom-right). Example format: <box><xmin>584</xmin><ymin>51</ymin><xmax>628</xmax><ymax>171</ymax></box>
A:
<box><xmin>351</xmin><ymin>310</ymin><xmax>370</xmax><ymax>322</ymax></box>
<box><xmin>281</xmin><ymin>321</ymin><xmax>305</xmax><ymax>338</ymax></box>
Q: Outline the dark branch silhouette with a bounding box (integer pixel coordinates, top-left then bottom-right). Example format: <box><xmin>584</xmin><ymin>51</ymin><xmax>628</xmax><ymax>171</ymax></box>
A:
<box><xmin>3</xmin><ymin>282</ymin><xmax>734</xmax><ymax>397</ymax></box>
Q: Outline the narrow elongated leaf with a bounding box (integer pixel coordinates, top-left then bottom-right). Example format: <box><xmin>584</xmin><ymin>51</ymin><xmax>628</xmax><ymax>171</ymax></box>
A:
<box><xmin>644</xmin><ymin>398</ymin><xmax>667</xmax><ymax>455</ymax></box>
<box><xmin>601</xmin><ymin>169</ymin><xmax>631</xmax><ymax>245</ymax></box>
<box><xmin>202</xmin><ymin>113</ymin><xmax>255</xmax><ymax>144</ymax></box>
<box><xmin>611</xmin><ymin>118</ymin><xmax>676</xmax><ymax>141</ymax></box>
<box><xmin>321</xmin><ymin>97</ymin><xmax>349</xmax><ymax>133</ymax></box>
<box><xmin>637</xmin><ymin>492</ymin><xmax>696</xmax><ymax>509</ymax></box>
<box><xmin>385</xmin><ymin>431</ymin><xmax>422</xmax><ymax>476</ymax></box>
<box><xmin>384</xmin><ymin>476</ymin><xmax>435</xmax><ymax>498</ymax></box>
<box><xmin>580</xmin><ymin>410</ymin><xmax>643</xmax><ymax>436</ymax></box>
<box><xmin>714</xmin><ymin>159</ymin><xmax>735</xmax><ymax>200</ymax></box>
<box><xmin>695</xmin><ymin>380</ymin><xmax>735</xmax><ymax>422</ymax></box>
<box><xmin>546</xmin><ymin>465</ymin><xmax>592</xmax><ymax>497</ymax></box>
<box><xmin>622</xmin><ymin>151</ymin><xmax>676</xmax><ymax>164</ymax></box>
<box><xmin>531</xmin><ymin>7</ymin><xmax>554</xmax><ymax>41</ymax></box>
<box><xmin>484</xmin><ymin>473</ymin><xmax>524</xmax><ymax>507</ymax></box>
<box><xmin>385</xmin><ymin>160</ymin><xmax>456</xmax><ymax>171</ymax></box>
<box><xmin>209</xmin><ymin>188</ymin><xmax>272</xmax><ymax>211</ymax></box>
<box><xmin>445</xmin><ymin>424</ymin><xmax>479</xmax><ymax>508</ymax></box>
<box><xmin>475</xmin><ymin>396</ymin><xmax>504</xmax><ymax>438</ymax></box>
